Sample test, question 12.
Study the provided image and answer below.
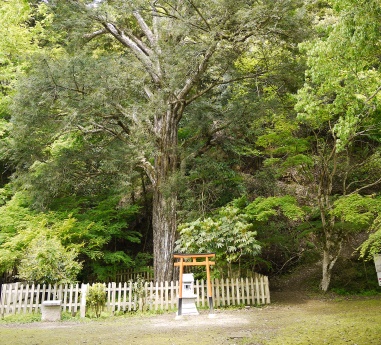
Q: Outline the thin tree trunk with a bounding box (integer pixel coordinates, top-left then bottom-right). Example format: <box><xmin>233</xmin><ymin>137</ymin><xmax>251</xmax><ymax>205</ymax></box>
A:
<box><xmin>321</xmin><ymin>249</ymin><xmax>333</xmax><ymax>292</ymax></box>
<box><xmin>320</xmin><ymin>230</ymin><xmax>342</xmax><ymax>292</ymax></box>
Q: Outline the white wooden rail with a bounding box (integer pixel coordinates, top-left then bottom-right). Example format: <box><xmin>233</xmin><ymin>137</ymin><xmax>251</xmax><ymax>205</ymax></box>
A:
<box><xmin>0</xmin><ymin>274</ymin><xmax>270</xmax><ymax>316</ymax></box>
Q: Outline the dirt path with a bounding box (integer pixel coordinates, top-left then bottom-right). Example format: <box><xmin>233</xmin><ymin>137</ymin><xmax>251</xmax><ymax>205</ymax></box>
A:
<box><xmin>1</xmin><ymin>295</ymin><xmax>381</xmax><ymax>345</ymax></box>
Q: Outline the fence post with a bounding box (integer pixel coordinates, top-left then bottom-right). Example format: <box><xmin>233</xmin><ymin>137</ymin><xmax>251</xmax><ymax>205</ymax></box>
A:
<box><xmin>0</xmin><ymin>283</ymin><xmax>3</xmax><ymax>318</ymax></box>
<box><xmin>80</xmin><ymin>283</ymin><xmax>88</xmax><ymax>318</ymax></box>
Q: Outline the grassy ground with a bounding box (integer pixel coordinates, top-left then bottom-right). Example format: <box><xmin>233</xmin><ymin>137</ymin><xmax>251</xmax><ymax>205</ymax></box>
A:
<box><xmin>250</xmin><ymin>297</ymin><xmax>381</xmax><ymax>345</ymax></box>
<box><xmin>1</xmin><ymin>295</ymin><xmax>381</xmax><ymax>345</ymax></box>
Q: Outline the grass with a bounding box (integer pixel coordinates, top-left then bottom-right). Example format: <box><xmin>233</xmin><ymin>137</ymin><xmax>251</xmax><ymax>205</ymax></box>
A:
<box><xmin>0</xmin><ymin>312</ymin><xmax>42</xmax><ymax>324</ymax></box>
<box><xmin>244</xmin><ymin>298</ymin><xmax>381</xmax><ymax>345</ymax></box>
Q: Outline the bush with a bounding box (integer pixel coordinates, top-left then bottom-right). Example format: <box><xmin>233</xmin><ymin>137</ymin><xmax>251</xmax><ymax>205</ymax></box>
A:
<box><xmin>86</xmin><ymin>283</ymin><xmax>107</xmax><ymax>318</ymax></box>
<box><xmin>17</xmin><ymin>234</ymin><xmax>82</xmax><ymax>284</ymax></box>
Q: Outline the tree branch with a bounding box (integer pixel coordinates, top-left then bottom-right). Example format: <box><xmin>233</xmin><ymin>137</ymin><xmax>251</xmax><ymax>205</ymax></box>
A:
<box><xmin>186</xmin><ymin>0</ymin><xmax>211</xmax><ymax>31</ymax></box>
<box><xmin>177</xmin><ymin>42</ymin><xmax>218</xmax><ymax>101</ymax></box>
<box><xmin>139</xmin><ymin>157</ymin><xmax>157</xmax><ymax>186</ymax></box>
<box><xmin>114</xmin><ymin>103</ymin><xmax>155</xmax><ymax>136</ymax></box>
<box><xmin>349</xmin><ymin>177</ymin><xmax>381</xmax><ymax>196</ymax></box>
<box><xmin>182</xmin><ymin>120</ymin><xmax>231</xmax><ymax>164</ymax></box>
<box><xmin>185</xmin><ymin>73</ymin><xmax>265</xmax><ymax>105</ymax></box>
<box><xmin>101</xmin><ymin>22</ymin><xmax>161</xmax><ymax>85</ymax></box>
<box><xmin>133</xmin><ymin>10</ymin><xmax>157</xmax><ymax>49</ymax></box>
<box><xmin>367</xmin><ymin>84</ymin><xmax>381</xmax><ymax>103</ymax></box>
<box><xmin>83</xmin><ymin>28</ymin><xmax>107</xmax><ymax>41</ymax></box>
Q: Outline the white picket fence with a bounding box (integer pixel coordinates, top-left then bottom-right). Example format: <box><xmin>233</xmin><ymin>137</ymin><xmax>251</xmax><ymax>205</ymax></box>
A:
<box><xmin>0</xmin><ymin>274</ymin><xmax>270</xmax><ymax>316</ymax></box>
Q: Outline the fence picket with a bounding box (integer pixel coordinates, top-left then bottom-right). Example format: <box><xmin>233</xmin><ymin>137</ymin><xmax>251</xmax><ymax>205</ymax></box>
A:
<box><xmin>255</xmin><ymin>276</ymin><xmax>260</xmax><ymax>304</ymax></box>
<box><xmin>121</xmin><ymin>282</ymin><xmax>126</xmax><ymax>311</ymax></box>
<box><xmin>2</xmin><ymin>284</ymin><xmax>8</xmax><ymax>315</ymax></box>
<box><xmin>200</xmin><ymin>280</ymin><xmax>204</xmax><ymax>307</ymax></box>
<box><xmin>0</xmin><ymin>285</ymin><xmax>4</xmax><ymax>315</ymax></box>
<box><xmin>235</xmin><ymin>278</ymin><xmax>239</xmax><ymax>305</ymax></box>
<box><xmin>170</xmin><ymin>280</ymin><xmax>174</xmax><ymax>309</ymax></box>
<box><xmin>239</xmin><ymin>278</ymin><xmax>243</xmax><ymax>305</ymax></box>
<box><xmin>229</xmin><ymin>278</ymin><xmax>234</xmax><ymax>305</ymax></box>
<box><xmin>23</xmin><ymin>284</ymin><xmax>29</xmax><ymax>313</ymax></box>
<box><xmin>265</xmin><ymin>276</ymin><xmax>270</xmax><ymax>304</ymax></box>
<box><xmin>160</xmin><ymin>281</ymin><xmax>164</xmax><ymax>310</ymax></box>
<box><xmin>249</xmin><ymin>277</ymin><xmax>254</xmax><ymax>305</ymax></box>
<box><xmin>128</xmin><ymin>281</ymin><xmax>133</xmax><ymax>312</ymax></box>
<box><xmin>4</xmin><ymin>284</ymin><xmax>9</xmax><ymax>314</ymax></box>
<box><xmin>35</xmin><ymin>284</ymin><xmax>41</xmax><ymax>313</ymax></box>
<box><xmin>11</xmin><ymin>283</ymin><xmax>17</xmax><ymax>314</ymax></box>
<box><xmin>221</xmin><ymin>279</ymin><xmax>225</xmax><ymax>307</ymax></box>
<box><xmin>17</xmin><ymin>283</ymin><xmax>24</xmax><ymax>313</ymax></box>
<box><xmin>225</xmin><ymin>279</ymin><xmax>230</xmax><ymax>306</ymax></box>
<box><xmin>245</xmin><ymin>278</ymin><xmax>249</xmax><ymax>306</ymax></box>
<box><xmin>164</xmin><ymin>281</ymin><xmax>168</xmax><ymax>310</ymax></box>
<box><xmin>116</xmin><ymin>282</ymin><xmax>121</xmax><ymax>312</ymax></box>
<box><xmin>8</xmin><ymin>284</ymin><xmax>12</xmax><ymax>314</ymax></box>
<box><xmin>260</xmin><ymin>276</ymin><xmax>265</xmax><ymax>304</ymax></box>
<box><xmin>215</xmin><ymin>279</ymin><xmax>220</xmax><ymax>307</ymax></box>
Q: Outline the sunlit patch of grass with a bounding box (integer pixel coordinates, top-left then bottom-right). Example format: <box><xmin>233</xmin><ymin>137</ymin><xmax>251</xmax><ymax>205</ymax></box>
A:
<box><xmin>0</xmin><ymin>312</ymin><xmax>41</xmax><ymax>324</ymax></box>
<box><xmin>265</xmin><ymin>299</ymin><xmax>381</xmax><ymax>345</ymax></box>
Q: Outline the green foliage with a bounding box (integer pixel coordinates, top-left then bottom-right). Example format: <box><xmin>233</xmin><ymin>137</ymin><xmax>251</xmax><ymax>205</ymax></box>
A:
<box><xmin>329</xmin><ymin>258</ymin><xmax>380</xmax><ymax>295</ymax></box>
<box><xmin>246</xmin><ymin>196</ymin><xmax>305</xmax><ymax>222</ymax></box>
<box><xmin>248</xmin><ymin>0</ymin><xmax>381</xmax><ymax>290</ymax></box>
<box><xmin>0</xmin><ymin>0</ymin><xmax>380</xmax><ymax>292</ymax></box>
<box><xmin>86</xmin><ymin>283</ymin><xmax>107</xmax><ymax>318</ymax></box>
<box><xmin>358</xmin><ymin>213</ymin><xmax>381</xmax><ymax>259</ymax></box>
<box><xmin>176</xmin><ymin>196</ymin><xmax>305</xmax><ymax>275</ymax></box>
<box><xmin>17</xmin><ymin>234</ymin><xmax>82</xmax><ymax>284</ymax></box>
<box><xmin>0</xmin><ymin>1</ymin><xmax>56</xmax><ymax>186</ymax></box>
<box><xmin>131</xmin><ymin>275</ymin><xmax>147</xmax><ymax>312</ymax></box>
<box><xmin>0</xmin><ymin>194</ymin><xmax>80</xmax><ymax>274</ymax></box>
<box><xmin>0</xmin><ymin>0</ymin><xmax>35</xmax><ymax>105</ymax></box>
<box><xmin>296</xmin><ymin>0</ymin><xmax>381</xmax><ymax>149</ymax></box>
<box><xmin>0</xmin><ymin>191</ymin><xmax>141</xmax><ymax>281</ymax></box>
<box><xmin>178</xmin><ymin>157</ymin><xmax>244</xmax><ymax>220</ymax></box>
<box><xmin>0</xmin><ymin>312</ymin><xmax>42</xmax><ymax>324</ymax></box>
<box><xmin>176</xmin><ymin>201</ymin><xmax>261</xmax><ymax>269</ymax></box>
<box><xmin>331</xmin><ymin>194</ymin><xmax>380</xmax><ymax>227</ymax></box>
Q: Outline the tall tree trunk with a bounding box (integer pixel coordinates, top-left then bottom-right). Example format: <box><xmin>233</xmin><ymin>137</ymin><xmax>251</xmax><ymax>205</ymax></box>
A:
<box><xmin>152</xmin><ymin>184</ymin><xmax>177</xmax><ymax>282</ymax></box>
<box><xmin>152</xmin><ymin>106</ymin><xmax>178</xmax><ymax>282</ymax></box>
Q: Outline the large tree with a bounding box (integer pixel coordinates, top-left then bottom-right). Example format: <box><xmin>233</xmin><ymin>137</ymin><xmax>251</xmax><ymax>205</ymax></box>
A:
<box><xmin>10</xmin><ymin>0</ymin><xmax>307</xmax><ymax>281</ymax></box>
<box><xmin>296</xmin><ymin>0</ymin><xmax>381</xmax><ymax>291</ymax></box>
<box><xmin>0</xmin><ymin>0</ymin><xmax>43</xmax><ymax>187</ymax></box>
<box><xmin>255</xmin><ymin>0</ymin><xmax>381</xmax><ymax>291</ymax></box>
<box><xmin>238</xmin><ymin>0</ymin><xmax>381</xmax><ymax>291</ymax></box>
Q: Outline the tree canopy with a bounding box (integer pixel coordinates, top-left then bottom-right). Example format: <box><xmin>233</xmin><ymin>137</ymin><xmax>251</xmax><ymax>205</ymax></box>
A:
<box><xmin>0</xmin><ymin>0</ymin><xmax>380</xmax><ymax>292</ymax></box>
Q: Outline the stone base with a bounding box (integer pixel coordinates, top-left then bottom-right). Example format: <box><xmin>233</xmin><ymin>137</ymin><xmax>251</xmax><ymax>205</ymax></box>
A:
<box><xmin>41</xmin><ymin>300</ymin><xmax>62</xmax><ymax>321</ymax></box>
<box><xmin>178</xmin><ymin>297</ymin><xmax>199</xmax><ymax>316</ymax></box>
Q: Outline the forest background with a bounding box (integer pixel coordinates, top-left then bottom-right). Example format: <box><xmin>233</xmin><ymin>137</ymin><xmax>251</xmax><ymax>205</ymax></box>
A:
<box><xmin>0</xmin><ymin>0</ymin><xmax>381</xmax><ymax>293</ymax></box>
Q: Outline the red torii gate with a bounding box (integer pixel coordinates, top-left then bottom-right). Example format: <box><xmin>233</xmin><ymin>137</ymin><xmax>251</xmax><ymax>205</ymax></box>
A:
<box><xmin>174</xmin><ymin>253</ymin><xmax>215</xmax><ymax>316</ymax></box>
